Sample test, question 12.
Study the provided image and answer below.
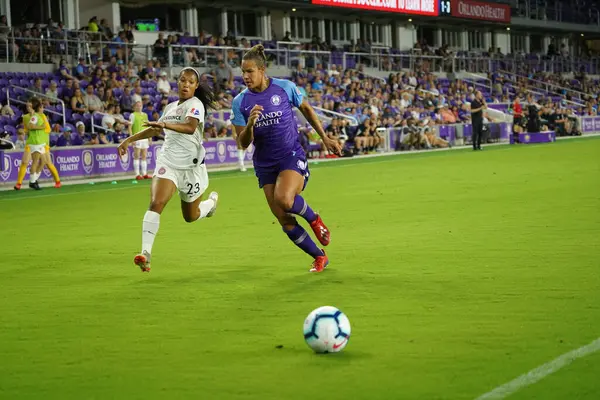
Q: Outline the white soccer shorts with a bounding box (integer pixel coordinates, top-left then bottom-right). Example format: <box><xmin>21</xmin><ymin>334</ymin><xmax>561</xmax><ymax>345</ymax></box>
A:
<box><xmin>134</xmin><ymin>139</ymin><xmax>150</xmax><ymax>149</ymax></box>
<box><xmin>153</xmin><ymin>161</ymin><xmax>209</xmax><ymax>203</ymax></box>
<box><xmin>29</xmin><ymin>144</ymin><xmax>46</xmax><ymax>154</ymax></box>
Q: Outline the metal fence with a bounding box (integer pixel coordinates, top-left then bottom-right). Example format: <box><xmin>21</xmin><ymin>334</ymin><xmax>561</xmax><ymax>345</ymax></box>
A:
<box><xmin>1</xmin><ymin>34</ymin><xmax>599</xmax><ymax>76</ymax></box>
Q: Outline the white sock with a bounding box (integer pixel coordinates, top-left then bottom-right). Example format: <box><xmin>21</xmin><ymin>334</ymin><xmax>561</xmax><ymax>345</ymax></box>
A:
<box><xmin>142</xmin><ymin>210</ymin><xmax>160</xmax><ymax>254</ymax></box>
<box><xmin>237</xmin><ymin>149</ymin><xmax>245</xmax><ymax>167</ymax></box>
<box><xmin>133</xmin><ymin>159</ymin><xmax>140</xmax><ymax>176</ymax></box>
<box><xmin>141</xmin><ymin>160</ymin><xmax>147</xmax><ymax>176</ymax></box>
<box><xmin>197</xmin><ymin>199</ymin><xmax>215</xmax><ymax>220</ymax></box>
<box><xmin>30</xmin><ymin>172</ymin><xmax>39</xmax><ymax>183</ymax></box>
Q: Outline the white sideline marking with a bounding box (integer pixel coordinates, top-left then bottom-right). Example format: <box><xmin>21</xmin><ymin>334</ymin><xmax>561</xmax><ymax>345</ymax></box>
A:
<box><xmin>475</xmin><ymin>337</ymin><xmax>600</xmax><ymax>400</ymax></box>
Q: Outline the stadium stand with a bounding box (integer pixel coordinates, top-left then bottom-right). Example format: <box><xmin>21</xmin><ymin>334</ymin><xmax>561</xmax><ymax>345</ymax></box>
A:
<box><xmin>0</xmin><ymin>0</ymin><xmax>599</xmax><ymax>160</ymax></box>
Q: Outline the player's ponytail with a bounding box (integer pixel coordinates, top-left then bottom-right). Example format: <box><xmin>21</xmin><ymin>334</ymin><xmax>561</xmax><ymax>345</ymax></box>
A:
<box><xmin>194</xmin><ymin>81</ymin><xmax>217</xmax><ymax>112</ymax></box>
<box><xmin>242</xmin><ymin>44</ymin><xmax>267</xmax><ymax>69</ymax></box>
<box><xmin>180</xmin><ymin>67</ymin><xmax>216</xmax><ymax>111</ymax></box>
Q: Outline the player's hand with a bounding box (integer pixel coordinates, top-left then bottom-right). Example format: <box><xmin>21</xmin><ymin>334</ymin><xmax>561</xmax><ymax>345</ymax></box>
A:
<box><xmin>117</xmin><ymin>139</ymin><xmax>130</xmax><ymax>158</ymax></box>
<box><xmin>247</xmin><ymin>105</ymin><xmax>263</xmax><ymax>126</ymax></box>
<box><xmin>144</xmin><ymin>121</ymin><xmax>166</xmax><ymax>129</ymax></box>
<box><xmin>323</xmin><ymin>136</ymin><xmax>342</xmax><ymax>156</ymax></box>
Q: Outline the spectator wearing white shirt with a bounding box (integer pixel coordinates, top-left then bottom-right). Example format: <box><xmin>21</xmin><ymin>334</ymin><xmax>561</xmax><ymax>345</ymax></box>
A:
<box><xmin>83</xmin><ymin>84</ymin><xmax>104</xmax><ymax>112</ymax></box>
<box><xmin>101</xmin><ymin>104</ymin><xmax>116</xmax><ymax>130</ymax></box>
<box><xmin>131</xmin><ymin>85</ymin><xmax>143</xmax><ymax>104</ymax></box>
<box><xmin>157</xmin><ymin>71</ymin><xmax>171</xmax><ymax>95</ymax></box>
<box><xmin>45</xmin><ymin>81</ymin><xmax>59</xmax><ymax>103</ymax></box>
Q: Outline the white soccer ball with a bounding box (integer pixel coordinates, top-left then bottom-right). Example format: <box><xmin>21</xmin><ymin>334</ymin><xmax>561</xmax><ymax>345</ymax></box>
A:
<box><xmin>303</xmin><ymin>306</ymin><xmax>351</xmax><ymax>353</ymax></box>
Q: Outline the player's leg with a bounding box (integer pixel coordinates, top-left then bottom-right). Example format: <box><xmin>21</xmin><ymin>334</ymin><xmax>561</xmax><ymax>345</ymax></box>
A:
<box><xmin>179</xmin><ymin>163</ymin><xmax>218</xmax><ymax>223</ymax></box>
<box><xmin>29</xmin><ymin>150</ymin><xmax>42</xmax><ymax>190</ymax></box>
<box><xmin>140</xmin><ymin>148</ymin><xmax>149</xmax><ymax>179</ymax></box>
<box><xmin>274</xmin><ymin>167</ymin><xmax>331</xmax><ymax>247</ymax></box>
<box><xmin>135</xmin><ymin>176</ymin><xmax>177</xmax><ymax>272</ymax></box>
<box><xmin>42</xmin><ymin>147</ymin><xmax>61</xmax><ymax>187</ymax></box>
<box><xmin>264</xmin><ymin>182</ymin><xmax>328</xmax><ymax>272</ymax></box>
<box><xmin>15</xmin><ymin>147</ymin><xmax>32</xmax><ymax>190</ymax></box>
<box><xmin>133</xmin><ymin>147</ymin><xmax>141</xmax><ymax>179</ymax></box>
<box><xmin>237</xmin><ymin>141</ymin><xmax>246</xmax><ymax>172</ymax></box>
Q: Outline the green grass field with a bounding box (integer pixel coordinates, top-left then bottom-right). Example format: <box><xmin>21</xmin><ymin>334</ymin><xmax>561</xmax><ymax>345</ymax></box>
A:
<box><xmin>1</xmin><ymin>139</ymin><xmax>599</xmax><ymax>399</ymax></box>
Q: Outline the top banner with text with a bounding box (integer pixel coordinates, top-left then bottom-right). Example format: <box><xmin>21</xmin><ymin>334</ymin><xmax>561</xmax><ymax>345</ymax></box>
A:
<box><xmin>311</xmin><ymin>0</ymin><xmax>439</xmax><ymax>16</ymax></box>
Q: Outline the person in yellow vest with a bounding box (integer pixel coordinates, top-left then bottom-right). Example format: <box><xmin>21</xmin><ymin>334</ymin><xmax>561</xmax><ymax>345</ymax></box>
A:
<box><xmin>129</xmin><ymin>101</ymin><xmax>150</xmax><ymax>179</ymax></box>
<box><xmin>23</xmin><ymin>98</ymin><xmax>48</xmax><ymax>190</ymax></box>
<box><xmin>14</xmin><ymin>99</ymin><xmax>61</xmax><ymax>190</ymax></box>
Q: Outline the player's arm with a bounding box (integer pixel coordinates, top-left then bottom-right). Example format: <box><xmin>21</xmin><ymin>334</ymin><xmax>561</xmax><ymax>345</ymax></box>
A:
<box><xmin>231</xmin><ymin>93</ymin><xmax>260</xmax><ymax>150</ymax></box>
<box><xmin>298</xmin><ymin>100</ymin><xmax>328</xmax><ymax>140</ymax></box>
<box><xmin>145</xmin><ymin>117</ymin><xmax>199</xmax><ymax>135</ymax></box>
<box><xmin>122</xmin><ymin>126</ymin><xmax>162</xmax><ymax>144</ymax></box>
<box><xmin>298</xmin><ymin>100</ymin><xmax>342</xmax><ymax>155</ymax></box>
<box><xmin>235</xmin><ymin>105</ymin><xmax>262</xmax><ymax>149</ymax></box>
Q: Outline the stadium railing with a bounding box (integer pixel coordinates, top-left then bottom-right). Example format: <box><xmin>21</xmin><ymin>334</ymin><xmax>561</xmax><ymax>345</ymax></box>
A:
<box><xmin>3</xmin><ymin>33</ymin><xmax>598</xmax><ymax>76</ymax></box>
<box><xmin>497</xmin><ymin>69</ymin><xmax>590</xmax><ymax>103</ymax></box>
<box><xmin>6</xmin><ymin>85</ymin><xmax>66</xmax><ymax>127</ymax></box>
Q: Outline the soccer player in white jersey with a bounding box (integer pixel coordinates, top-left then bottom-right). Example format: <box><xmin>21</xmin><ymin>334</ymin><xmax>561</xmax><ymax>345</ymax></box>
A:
<box><xmin>117</xmin><ymin>67</ymin><xmax>219</xmax><ymax>272</ymax></box>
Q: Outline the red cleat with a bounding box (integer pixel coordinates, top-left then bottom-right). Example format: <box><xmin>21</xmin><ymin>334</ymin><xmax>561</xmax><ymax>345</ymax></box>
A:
<box><xmin>13</xmin><ymin>183</ymin><xmax>21</xmax><ymax>190</ymax></box>
<box><xmin>134</xmin><ymin>251</ymin><xmax>151</xmax><ymax>272</ymax></box>
<box><xmin>143</xmin><ymin>175</ymin><xmax>151</xmax><ymax>179</ymax></box>
<box><xmin>310</xmin><ymin>215</ymin><xmax>330</xmax><ymax>246</ymax></box>
<box><xmin>136</xmin><ymin>175</ymin><xmax>143</xmax><ymax>180</ymax></box>
<box><xmin>54</xmin><ymin>181</ymin><xmax>61</xmax><ymax>188</ymax></box>
<box><xmin>310</xmin><ymin>251</ymin><xmax>329</xmax><ymax>273</ymax></box>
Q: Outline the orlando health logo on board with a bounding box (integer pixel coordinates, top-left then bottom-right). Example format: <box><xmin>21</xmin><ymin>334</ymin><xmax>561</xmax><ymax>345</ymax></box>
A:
<box><xmin>82</xmin><ymin>149</ymin><xmax>94</xmax><ymax>174</ymax></box>
<box><xmin>217</xmin><ymin>141</ymin><xmax>227</xmax><ymax>163</ymax></box>
<box><xmin>0</xmin><ymin>153</ymin><xmax>11</xmax><ymax>181</ymax></box>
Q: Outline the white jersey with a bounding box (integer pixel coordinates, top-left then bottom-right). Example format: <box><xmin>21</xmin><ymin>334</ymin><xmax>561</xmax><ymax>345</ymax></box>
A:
<box><xmin>158</xmin><ymin>97</ymin><xmax>206</xmax><ymax>169</ymax></box>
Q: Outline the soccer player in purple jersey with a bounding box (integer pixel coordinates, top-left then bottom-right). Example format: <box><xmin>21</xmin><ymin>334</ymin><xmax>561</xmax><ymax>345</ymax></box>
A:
<box><xmin>231</xmin><ymin>45</ymin><xmax>342</xmax><ymax>273</ymax></box>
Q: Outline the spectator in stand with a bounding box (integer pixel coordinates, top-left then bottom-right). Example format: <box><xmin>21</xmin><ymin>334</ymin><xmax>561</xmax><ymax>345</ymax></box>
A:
<box><xmin>88</xmin><ymin>17</ymin><xmax>99</xmax><ymax>34</ymax></box>
<box><xmin>132</xmin><ymin>85</ymin><xmax>143</xmax><ymax>104</ymax></box>
<box><xmin>1</xmin><ymin>102</ymin><xmax>14</xmax><ymax>117</ymax></box>
<box><xmin>61</xmin><ymin>79</ymin><xmax>75</xmax><ymax>103</ymax></box>
<box><xmin>74</xmin><ymin>121</ymin><xmax>89</xmax><ymax>144</ymax></box>
<box><xmin>83</xmin><ymin>84</ymin><xmax>104</xmax><ymax>113</ymax></box>
<box><xmin>211</xmin><ymin>59</ymin><xmax>233</xmax><ymax>92</ymax></box>
<box><xmin>116</xmin><ymin>83</ymin><xmax>131</xmax><ymax>110</ymax></box>
<box><xmin>217</xmin><ymin>126</ymin><xmax>228</xmax><ymax>138</ymax></box>
<box><xmin>111</xmin><ymin>122</ymin><xmax>127</xmax><ymax>144</ymax></box>
<box><xmin>30</xmin><ymin>78</ymin><xmax>44</xmax><ymax>97</ymax></box>
<box><xmin>90</xmin><ymin>68</ymin><xmax>103</xmax><ymax>87</ymax></box>
<box><xmin>58</xmin><ymin>59</ymin><xmax>77</xmax><ymax>81</ymax></box>
<box><xmin>154</xmin><ymin>32</ymin><xmax>168</xmax><ymax>62</ymax></box>
<box><xmin>102</xmin><ymin>87</ymin><xmax>118</xmax><ymax>108</ymax></box>
<box><xmin>71</xmin><ymin>88</ymin><xmax>88</xmax><ymax>114</ymax></box>
<box><xmin>75</xmin><ymin>57</ymin><xmax>89</xmax><ymax>80</ymax></box>
<box><xmin>94</xmin><ymin>127</ymin><xmax>109</xmax><ymax>144</ymax></box>
<box><xmin>56</xmin><ymin>126</ymin><xmax>74</xmax><ymax>147</ymax></box>
<box><xmin>157</xmin><ymin>71</ymin><xmax>171</xmax><ymax>95</ymax></box>
<box><xmin>45</xmin><ymin>81</ymin><xmax>59</xmax><ymax>103</ymax></box>
<box><xmin>99</xmin><ymin>19</ymin><xmax>114</xmax><ymax>41</ymax></box>
<box><xmin>88</xmin><ymin>132</ymin><xmax>99</xmax><ymax>145</ymax></box>
<box><xmin>102</xmin><ymin>104</ymin><xmax>117</xmax><ymax>130</ymax></box>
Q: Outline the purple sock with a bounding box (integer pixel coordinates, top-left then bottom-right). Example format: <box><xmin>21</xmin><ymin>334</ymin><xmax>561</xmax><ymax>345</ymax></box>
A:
<box><xmin>284</xmin><ymin>225</ymin><xmax>323</xmax><ymax>259</ymax></box>
<box><xmin>288</xmin><ymin>195</ymin><xmax>317</xmax><ymax>223</ymax></box>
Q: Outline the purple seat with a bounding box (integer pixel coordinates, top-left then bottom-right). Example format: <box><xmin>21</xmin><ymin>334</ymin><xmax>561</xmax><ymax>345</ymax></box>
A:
<box><xmin>93</xmin><ymin>113</ymin><xmax>103</xmax><ymax>126</ymax></box>
<box><xmin>3</xmin><ymin>125</ymin><xmax>17</xmax><ymax>136</ymax></box>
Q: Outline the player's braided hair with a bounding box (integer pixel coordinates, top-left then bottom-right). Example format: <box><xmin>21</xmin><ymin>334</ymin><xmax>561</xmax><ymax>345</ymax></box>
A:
<box><xmin>242</xmin><ymin>44</ymin><xmax>267</xmax><ymax>68</ymax></box>
<box><xmin>179</xmin><ymin>67</ymin><xmax>216</xmax><ymax>111</ymax></box>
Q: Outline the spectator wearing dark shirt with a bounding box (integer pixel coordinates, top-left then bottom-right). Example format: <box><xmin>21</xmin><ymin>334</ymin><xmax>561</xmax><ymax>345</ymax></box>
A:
<box><xmin>470</xmin><ymin>91</ymin><xmax>486</xmax><ymax>150</ymax></box>
<box><xmin>56</xmin><ymin>126</ymin><xmax>74</xmax><ymax>147</ymax></box>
